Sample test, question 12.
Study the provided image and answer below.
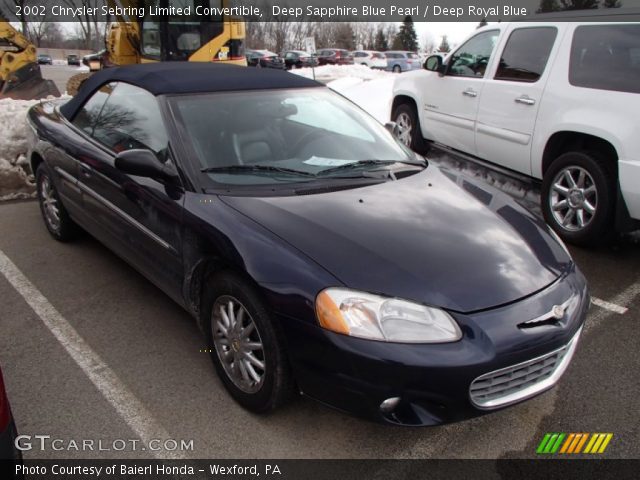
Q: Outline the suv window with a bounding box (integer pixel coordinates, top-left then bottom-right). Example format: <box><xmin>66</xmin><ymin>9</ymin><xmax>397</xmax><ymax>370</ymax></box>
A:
<box><xmin>71</xmin><ymin>83</ymin><xmax>114</xmax><ymax>135</ymax></box>
<box><xmin>448</xmin><ymin>30</ymin><xmax>500</xmax><ymax>78</ymax></box>
<box><xmin>495</xmin><ymin>27</ymin><xmax>557</xmax><ymax>82</ymax></box>
<box><xmin>91</xmin><ymin>82</ymin><xmax>169</xmax><ymax>158</ymax></box>
<box><xmin>570</xmin><ymin>24</ymin><xmax>640</xmax><ymax>94</ymax></box>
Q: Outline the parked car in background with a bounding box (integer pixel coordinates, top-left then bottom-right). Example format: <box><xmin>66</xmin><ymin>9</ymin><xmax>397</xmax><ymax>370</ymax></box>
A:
<box><xmin>36</xmin><ymin>54</ymin><xmax>52</xmax><ymax>65</ymax></box>
<box><xmin>246</xmin><ymin>49</ymin><xmax>285</xmax><ymax>69</ymax></box>
<box><xmin>27</xmin><ymin>63</ymin><xmax>588</xmax><ymax>425</ymax></box>
<box><xmin>316</xmin><ymin>49</ymin><xmax>354</xmax><ymax>66</ymax></box>
<box><xmin>385</xmin><ymin>51</ymin><xmax>421</xmax><ymax>72</ymax></box>
<box><xmin>282</xmin><ymin>50</ymin><xmax>317</xmax><ymax>69</ymax></box>
<box><xmin>391</xmin><ymin>14</ymin><xmax>640</xmax><ymax>246</ymax></box>
<box><xmin>67</xmin><ymin>54</ymin><xmax>80</xmax><ymax>66</ymax></box>
<box><xmin>0</xmin><ymin>364</ymin><xmax>21</xmax><ymax>462</ymax></box>
<box><xmin>352</xmin><ymin>50</ymin><xmax>387</xmax><ymax>69</ymax></box>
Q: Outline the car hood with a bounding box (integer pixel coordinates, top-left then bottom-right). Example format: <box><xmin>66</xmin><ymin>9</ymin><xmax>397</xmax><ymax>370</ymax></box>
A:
<box><xmin>220</xmin><ymin>166</ymin><xmax>572</xmax><ymax>313</ymax></box>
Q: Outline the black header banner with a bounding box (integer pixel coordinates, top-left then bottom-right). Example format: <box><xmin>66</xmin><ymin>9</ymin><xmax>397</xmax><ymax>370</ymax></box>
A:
<box><xmin>3</xmin><ymin>0</ymin><xmax>640</xmax><ymax>22</ymax></box>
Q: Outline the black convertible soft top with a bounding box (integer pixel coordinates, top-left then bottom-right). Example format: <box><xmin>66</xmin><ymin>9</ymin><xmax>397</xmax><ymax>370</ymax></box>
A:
<box><xmin>60</xmin><ymin>62</ymin><xmax>323</xmax><ymax>120</ymax></box>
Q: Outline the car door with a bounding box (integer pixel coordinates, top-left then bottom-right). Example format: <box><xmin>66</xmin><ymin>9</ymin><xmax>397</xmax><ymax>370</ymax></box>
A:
<box><xmin>50</xmin><ymin>86</ymin><xmax>112</xmax><ymax>215</ymax></box>
<box><xmin>422</xmin><ymin>29</ymin><xmax>500</xmax><ymax>155</ymax></box>
<box><xmin>73</xmin><ymin>82</ymin><xmax>185</xmax><ymax>302</ymax></box>
<box><xmin>475</xmin><ymin>25</ymin><xmax>562</xmax><ymax>175</ymax></box>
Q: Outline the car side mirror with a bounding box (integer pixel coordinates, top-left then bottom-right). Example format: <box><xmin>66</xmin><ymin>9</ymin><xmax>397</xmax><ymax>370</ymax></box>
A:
<box><xmin>115</xmin><ymin>149</ymin><xmax>179</xmax><ymax>183</ymax></box>
<box><xmin>384</xmin><ymin>121</ymin><xmax>401</xmax><ymax>138</ymax></box>
<box><xmin>424</xmin><ymin>55</ymin><xmax>445</xmax><ymax>75</ymax></box>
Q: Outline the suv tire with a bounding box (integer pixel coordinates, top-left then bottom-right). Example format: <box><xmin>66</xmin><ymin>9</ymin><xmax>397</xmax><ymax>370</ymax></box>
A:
<box><xmin>392</xmin><ymin>103</ymin><xmax>429</xmax><ymax>154</ymax></box>
<box><xmin>541</xmin><ymin>151</ymin><xmax>615</xmax><ymax>246</ymax></box>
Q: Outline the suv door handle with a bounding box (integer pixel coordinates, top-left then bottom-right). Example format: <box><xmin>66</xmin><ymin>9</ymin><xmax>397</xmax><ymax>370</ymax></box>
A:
<box><xmin>462</xmin><ymin>88</ymin><xmax>478</xmax><ymax>97</ymax></box>
<box><xmin>515</xmin><ymin>95</ymin><xmax>536</xmax><ymax>105</ymax></box>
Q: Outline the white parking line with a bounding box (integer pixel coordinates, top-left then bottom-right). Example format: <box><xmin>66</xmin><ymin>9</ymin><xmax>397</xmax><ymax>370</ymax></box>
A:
<box><xmin>591</xmin><ymin>297</ymin><xmax>629</xmax><ymax>315</ymax></box>
<box><xmin>0</xmin><ymin>248</ymin><xmax>187</xmax><ymax>460</ymax></box>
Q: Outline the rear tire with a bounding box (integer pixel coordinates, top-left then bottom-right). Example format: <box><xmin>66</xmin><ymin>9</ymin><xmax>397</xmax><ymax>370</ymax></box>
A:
<box><xmin>541</xmin><ymin>151</ymin><xmax>615</xmax><ymax>247</ymax></box>
<box><xmin>36</xmin><ymin>163</ymin><xmax>79</xmax><ymax>242</ymax></box>
<box><xmin>391</xmin><ymin>103</ymin><xmax>429</xmax><ymax>154</ymax></box>
<box><xmin>202</xmin><ymin>273</ymin><xmax>294</xmax><ymax>413</ymax></box>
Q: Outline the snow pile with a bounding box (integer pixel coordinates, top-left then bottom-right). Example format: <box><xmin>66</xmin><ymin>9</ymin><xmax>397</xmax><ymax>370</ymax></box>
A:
<box><xmin>329</xmin><ymin>76</ymin><xmax>395</xmax><ymax>125</ymax></box>
<box><xmin>291</xmin><ymin>64</ymin><xmax>391</xmax><ymax>82</ymax></box>
<box><xmin>0</xmin><ymin>98</ymin><xmax>40</xmax><ymax>200</ymax></box>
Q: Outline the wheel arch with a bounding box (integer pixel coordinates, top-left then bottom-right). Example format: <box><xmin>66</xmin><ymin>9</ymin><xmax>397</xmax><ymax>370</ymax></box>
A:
<box><xmin>391</xmin><ymin>94</ymin><xmax>418</xmax><ymax>118</ymax></box>
<box><xmin>30</xmin><ymin>151</ymin><xmax>45</xmax><ymax>177</ymax></box>
<box><xmin>185</xmin><ymin>256</ymin><xmax>263</xmax><ymax>331</ymax></box>
<box><xmin>541</xmin><ymin>131</ymin><xmax>619</xmax><ymax>178</ymax></box>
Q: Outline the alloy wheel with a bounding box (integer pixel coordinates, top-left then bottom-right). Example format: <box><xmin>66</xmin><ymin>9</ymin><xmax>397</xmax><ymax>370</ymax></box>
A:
<box><xmin>395</xmin><ymin>112</ymin><xmax>413</xmax><ymax>147</ymax></box>
<box><xmin>212</xmin><ymin>295</ymin><xmax>266</xmax><ymax>394</ymax></box>
<box><xmin>40</xmin><ymin>175</ymin><xmax>61</xmax><ymax>231</ymax></box>
<box><xmin>549</xmin><ymin>166</ymin><xmax>597</xmax><ymax>231</ymax></box>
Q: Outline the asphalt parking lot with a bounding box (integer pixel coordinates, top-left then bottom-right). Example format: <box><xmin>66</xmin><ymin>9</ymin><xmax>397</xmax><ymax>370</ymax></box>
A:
<box><xmin>0</xmin><ymin>151</ymin><xmax>639</xmax><ymax>460</ymax></box>
<box><xmin>38</xmin><ymin>64</ymin><xmax>86</xmax><ymax>95</ymax></box>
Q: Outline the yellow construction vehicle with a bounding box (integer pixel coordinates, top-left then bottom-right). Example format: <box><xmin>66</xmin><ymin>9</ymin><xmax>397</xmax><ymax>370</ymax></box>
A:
<box><xmin>2</xmin><ymin>1</ymin><xmax>246</xmax><ymax>99</ymax></box>
<box><xmin>67</xmin><ymin>0</ymin><xmax>247</xmax><ymax>94</ymax></box>
<box><xmin>0</xmin><ymin>20</ymin><xmax>60</xmax><ymax>100</ymax></box>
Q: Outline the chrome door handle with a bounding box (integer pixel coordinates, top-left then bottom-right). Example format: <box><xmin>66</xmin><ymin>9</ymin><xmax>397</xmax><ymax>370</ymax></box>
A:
<box><xmin>515</xmin><ymin>95</ymin><xmax>536</xmax><ymax>105</ymax></box>
<box><xmin>462</xmin><ymin>89</ymin><xmax>477</xmax><ymax>97</ymax></box>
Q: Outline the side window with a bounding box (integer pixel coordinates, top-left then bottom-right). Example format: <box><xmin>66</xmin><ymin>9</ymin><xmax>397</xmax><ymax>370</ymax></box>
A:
<box><xmin>91</xmin><ymin>82</ymin><xmax>169</xmax><ymax>159</ymax></box>
<box><xmin>495</xmin><ymin>27</ymin><xmax>557</xmax><ymax>82</ymax></box>
<box><xmin>570</xmin><ymin>24</ymin><xmax>640</xmax><ymax>94</ymax></box>
<box><xmin>71</xmin><ymin>83</ymin><xmax>115</xmax><ymax>135</ymax></box>
<box><xmin>447</xmin><ymin>30</ymin><xmax>500</xmax><ymax>78</ymax></box>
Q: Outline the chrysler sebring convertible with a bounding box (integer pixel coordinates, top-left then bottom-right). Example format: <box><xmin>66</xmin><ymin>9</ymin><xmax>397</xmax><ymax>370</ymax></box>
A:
<box><xmin>26</xmin><ymin>63</ymin><xmax>589</xmax><ymax>425</ymax></box>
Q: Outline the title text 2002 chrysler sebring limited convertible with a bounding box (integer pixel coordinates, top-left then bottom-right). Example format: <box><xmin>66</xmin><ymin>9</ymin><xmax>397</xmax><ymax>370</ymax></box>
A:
<box><xmin>26</xmin><ymin>64</ymin><xmax>589</xmax><ymax>426</ymax></box>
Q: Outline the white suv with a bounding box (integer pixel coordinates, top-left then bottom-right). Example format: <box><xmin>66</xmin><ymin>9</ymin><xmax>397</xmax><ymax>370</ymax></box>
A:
<box><xmin>391</xmin><ymin>16</ymin><xmax>640</xmax><ymax>246</ymax></box>
<box><xmin>352</xmin><ymin>50</ymin><xmax>387</xmax><ymax>69</ymax></box>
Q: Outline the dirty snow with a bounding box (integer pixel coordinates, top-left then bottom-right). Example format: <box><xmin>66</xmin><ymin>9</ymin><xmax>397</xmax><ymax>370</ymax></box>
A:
<box><xmin>0</xmin><ymin>98</ymin><xmax>40</xmax><ymax>200</ymax></box>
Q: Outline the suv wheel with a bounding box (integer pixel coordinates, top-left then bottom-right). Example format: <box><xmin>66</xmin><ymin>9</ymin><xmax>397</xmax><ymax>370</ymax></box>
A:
<box><xmin>203</xmin><ymin>273</ymin><xmax>294</xmax><ymax>413</ymax></box>
<box><xmin>541</xmin><ymin>151</ymin><xmax>615</xmax><ymax>246</ymax></box>
<box><xmin>392</xmin><ymin>103</ymin><xmax>428</xmax><ymax>154</ymax></box>
<box><xmin>392</xmin><ymin>65</ymin><xmax>401</xmax><ymax>73</ymax></box>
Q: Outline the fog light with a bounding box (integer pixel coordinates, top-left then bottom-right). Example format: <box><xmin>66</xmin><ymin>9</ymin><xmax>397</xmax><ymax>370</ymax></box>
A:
<box><xmin>380</xmin><ymin>397</ymin><xmax>401</xmax><ymax>413</ymax></box>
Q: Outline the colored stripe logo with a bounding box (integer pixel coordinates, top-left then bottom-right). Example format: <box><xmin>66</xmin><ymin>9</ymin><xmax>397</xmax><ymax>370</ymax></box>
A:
<box><xmin>537</xmin><ymin>433</ymin><xmax>613</xmax><ymax>454</ymax></box>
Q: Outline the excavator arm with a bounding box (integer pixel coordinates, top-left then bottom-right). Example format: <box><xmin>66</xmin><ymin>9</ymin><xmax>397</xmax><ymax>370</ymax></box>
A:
<box><xmin>0</xmin><ymin>20</ymin><xmax>60</xmax><ymax>100</ymax></box>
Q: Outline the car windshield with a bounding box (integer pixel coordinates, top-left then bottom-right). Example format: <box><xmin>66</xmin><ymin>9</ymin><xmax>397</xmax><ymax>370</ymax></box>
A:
<box><xmin>169</xmin><ymin>88</ymin><xmax>423</xmax><ymax>187</ymax></box>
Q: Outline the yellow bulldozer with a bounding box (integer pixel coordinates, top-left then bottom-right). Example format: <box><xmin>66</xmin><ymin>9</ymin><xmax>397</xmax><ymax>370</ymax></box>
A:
<box><xmin>0</xmin><ymin>20</ymin><xmax>61</xmax><ymax>100</ymax></box>
<box><xmin>1</xmin><ymin>0</ymin><xmax>246</xmax><ymax>100</ymax></box>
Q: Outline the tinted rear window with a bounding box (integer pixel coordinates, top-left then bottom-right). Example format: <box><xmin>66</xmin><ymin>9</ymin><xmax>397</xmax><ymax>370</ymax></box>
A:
<box><xmin>570</xmin><ymin>24</ymin><xmax>640</xmax><ymax>94</ymax></box>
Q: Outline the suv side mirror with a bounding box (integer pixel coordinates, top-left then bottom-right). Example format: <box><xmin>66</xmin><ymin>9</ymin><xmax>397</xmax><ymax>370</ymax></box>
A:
<box><xmin>424</xmin><ymin>55</ymin><xmax>445</xmax><ymax>74</ymax></box>
<box><xmin>115</xmin><ymin>149</ymin><xmax>179</xmax><ymax>183</ymax></box>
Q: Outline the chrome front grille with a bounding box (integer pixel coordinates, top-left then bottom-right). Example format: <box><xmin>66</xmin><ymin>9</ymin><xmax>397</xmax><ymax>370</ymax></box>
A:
<box><xmin>469</xmin><ymin>328</ymin><xmax>582</xmax><ymax>409</ymax></box>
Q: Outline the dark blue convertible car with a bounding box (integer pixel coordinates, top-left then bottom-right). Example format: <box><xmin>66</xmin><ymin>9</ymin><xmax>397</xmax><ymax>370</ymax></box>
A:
<box><xmin>26</xmin><ymin>63</ymin><xmax>589</xmax><ymax>425</ymax></box>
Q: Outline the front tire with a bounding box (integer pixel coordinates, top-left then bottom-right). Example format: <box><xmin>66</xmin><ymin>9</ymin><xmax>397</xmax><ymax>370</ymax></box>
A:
<box><xmin>392</xmin><ymin>103</ymin><xmax>428</xmax><ymax>154</ymax></box>
<box><xmin>392</xmin><ymin>65</ymin><xmax>401</xmax><ymax>73</ymax></box>
<box><xmin>541</xmin><ymin>151</ymin><xmax>615</xmax><ymax>246</ymax></box>
<box><xmin>36</xmin><ymin>163</ymin><xmax>79</xmax><ymax>242</ymax></box>
<box><xmin>203</xmin><ymin>273</ymin><xmax>294</xmax><ymax>413</ymax></box>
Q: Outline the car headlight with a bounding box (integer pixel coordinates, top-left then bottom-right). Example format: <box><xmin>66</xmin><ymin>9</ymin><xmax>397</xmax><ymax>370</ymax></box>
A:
<box><xmin>315</xmin><ymin>288</ymin><xmax>462</xmax><ymax>343</ymax></box>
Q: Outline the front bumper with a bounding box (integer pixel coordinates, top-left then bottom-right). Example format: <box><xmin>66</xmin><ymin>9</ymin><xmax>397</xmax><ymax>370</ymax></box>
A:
<box><xmin>280</xmin><ymin>267</ymin><xmax>589</xmax><ymax>426</ymax></box>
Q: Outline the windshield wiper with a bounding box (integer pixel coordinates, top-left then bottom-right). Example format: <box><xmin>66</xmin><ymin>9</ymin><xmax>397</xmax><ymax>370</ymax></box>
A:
<box><xmin>317</xmin><ymin>159</ymin><xmax>425</xmax><ymax>176</ymax></box>
<box><xmin>201</xmin><ymin>165</ymin><xmax>315</xmax><ymax>177</ymax></box>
